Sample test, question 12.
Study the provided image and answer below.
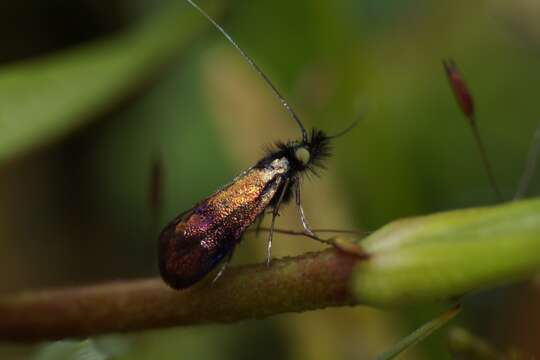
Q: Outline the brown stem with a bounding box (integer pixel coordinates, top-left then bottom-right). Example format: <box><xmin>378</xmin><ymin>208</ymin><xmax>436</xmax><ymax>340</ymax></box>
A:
<box><xmin>470</xmin><ymin>120</ymin><xmax>503</xmax><ymax>201</ymax></box>
<box><xmin>0</xmin><ymin>248</ymin><xmax>361</xmax><ymax>342</ymax></box>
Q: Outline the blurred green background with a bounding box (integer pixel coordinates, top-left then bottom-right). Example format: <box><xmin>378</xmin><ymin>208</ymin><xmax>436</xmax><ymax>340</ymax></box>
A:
<box><xmin>0</xmin><ymin>0</ymin><xmax>539</xmax><ymax>358</ymax></box>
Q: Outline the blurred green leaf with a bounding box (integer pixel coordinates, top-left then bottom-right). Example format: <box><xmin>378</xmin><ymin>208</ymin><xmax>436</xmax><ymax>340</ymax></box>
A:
<box><xmin>353</xmin><ymin>197</ymin><xmax>540</xmax><ymax>306</ymax></box>
<box><xmin>0</xmin><ymin>0</ymin><xmax>221</xmax><ymax>165</ymax></box>
<box><xmin>34</xmin><ymin>336</ymin><xmax>130</xmax><ymax>360</ymax></box>
<box><xmin>34</xmin><ymin>340</ymin><xmax>106</xmax><ymax>360</ymax></box>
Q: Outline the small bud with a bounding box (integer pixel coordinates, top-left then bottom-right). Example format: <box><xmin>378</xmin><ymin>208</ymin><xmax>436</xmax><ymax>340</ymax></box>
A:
<box><xmin>443</xmin><ymin>59</ymin><xmax>475</xmax><ymax>120</ymax></box>
<box><xmin>443</xmin><ymin>58</ymin><xmax>502</xmax><ymax>200</ymax></box>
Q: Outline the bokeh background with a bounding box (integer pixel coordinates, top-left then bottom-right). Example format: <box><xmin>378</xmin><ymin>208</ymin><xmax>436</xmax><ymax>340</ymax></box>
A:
<box><xmin>1</xmin><ymin>0</ymin><xmax>539</xmax><ymax>358</ymax></box>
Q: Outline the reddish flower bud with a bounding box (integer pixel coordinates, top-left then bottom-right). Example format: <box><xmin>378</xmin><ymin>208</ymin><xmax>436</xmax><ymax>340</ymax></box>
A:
<box><xmin>443</xmin><ymin>59</ymin><xmax>502</xmax><ymax>200</ymax></box>
<box><xmin>443</xmin><ymin>59</ymin><xmax>475</xmax><ymax>120</ymax></box>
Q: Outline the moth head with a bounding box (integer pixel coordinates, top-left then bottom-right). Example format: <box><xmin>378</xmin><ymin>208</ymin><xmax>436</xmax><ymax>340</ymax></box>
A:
<box><xmin>294</xmin><ymin>146</ymin><xmax>311</xmax><ymax>166</ymax></box>
<box><xmin>288</xmin><ymin>129</ymin><xmax>332</xmax><ymax>176</ymax></box>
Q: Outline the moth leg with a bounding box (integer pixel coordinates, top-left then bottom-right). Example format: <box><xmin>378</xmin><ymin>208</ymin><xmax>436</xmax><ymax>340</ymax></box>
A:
<box><xmin>212</xmin><ymin>249</ymin><xmax>235</xmax><ymax>285</ymax></box>
<box><xmin>295</xmin><ymin>180</ymin><xmax>316</xmax><ymax>237</ymax></box>
<box><xmin>294</xmin><ymin>182</ymin><xmax>333</xmax><ymax>245</ymax></box>
<box><xmin>267</xmin><ymin>178</ymin><xmax>290</xmax><ymax>266</ymax></box>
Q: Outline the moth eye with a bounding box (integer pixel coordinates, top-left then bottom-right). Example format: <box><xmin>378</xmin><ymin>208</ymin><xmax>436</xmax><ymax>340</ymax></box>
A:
<box><xmin>295</xmin><ymin>147</ymin><xmax>311</xmax><ymax>166</ymax></box>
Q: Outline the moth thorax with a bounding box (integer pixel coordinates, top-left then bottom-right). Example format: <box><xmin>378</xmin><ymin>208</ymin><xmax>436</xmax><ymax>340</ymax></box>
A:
<box><xmin>269</xmin><ymin>157</ymin><xmax>290</xmax><ymax>173</ymax></box>
<box><xmin>295</xmin><ymin>147</ymin><xmax>310</xmax><ymax>166</ymax></box>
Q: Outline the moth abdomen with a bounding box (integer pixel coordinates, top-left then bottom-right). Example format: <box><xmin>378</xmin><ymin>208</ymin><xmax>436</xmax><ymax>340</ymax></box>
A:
<box><xmin>158</xmin><ymin>217</ymin><xmax>234</xmax><ymax>289</ymax></box>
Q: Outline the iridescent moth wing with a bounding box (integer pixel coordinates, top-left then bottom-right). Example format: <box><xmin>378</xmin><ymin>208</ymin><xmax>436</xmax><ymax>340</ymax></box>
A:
<box><xmin>159</xmin><ymin>158</ymin><xmax>290</xmax><ymax>289</ymax></box>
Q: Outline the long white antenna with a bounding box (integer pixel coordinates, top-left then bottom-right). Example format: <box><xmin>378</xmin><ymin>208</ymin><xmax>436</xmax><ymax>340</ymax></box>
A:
<box><xmin>185</xmin><ymin>0</ymin><xmax>308</xmax><ymax>143</ymax></box>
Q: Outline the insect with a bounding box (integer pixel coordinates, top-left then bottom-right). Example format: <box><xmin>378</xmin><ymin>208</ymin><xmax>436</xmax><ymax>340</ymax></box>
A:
<box><xmin>158</xmin><ymin>0</ymin><xmax>355</xmax><ymax>290</ymax></box>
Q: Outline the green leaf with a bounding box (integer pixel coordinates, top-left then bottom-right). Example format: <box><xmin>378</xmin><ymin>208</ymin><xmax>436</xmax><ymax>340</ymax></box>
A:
<box><xmin>0</xmin><ymin>1</ymin><xmax>221</xmax><ymax>165</ymax></box>
<box><xmin>352</xmin><ymin>197</ymin><xmax>540</xmax><ymax>306</ymax></box>
<box><xmin>377</xmin><ymin>305</ymin><xmax>461</xmax><ymax>360</ymax></box>
<box><xmin>34</xmin><ymin>340</ymin><xmax>106</xmax><ymax>360</ymax></box>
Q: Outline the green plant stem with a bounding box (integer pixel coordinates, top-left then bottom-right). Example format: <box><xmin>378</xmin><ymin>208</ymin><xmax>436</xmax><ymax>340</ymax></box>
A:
<box><xmin>376</xmin><ymin>304</ymin><xmax>461</xmax><ymax>360</ymax></box>
<box><xmin>447</xmin><ymin>327</ymin><xmax>501</xmax><ymax>359</ymax></box>
<box><xmin>0</xmin><ymin>249</ymin><xmax>360</xmax><ymax>342</ymax></box>
<box><xmin>353</xmin><ymin>197</ymin><xmax>540</xmax><ymax>306</ymax></box>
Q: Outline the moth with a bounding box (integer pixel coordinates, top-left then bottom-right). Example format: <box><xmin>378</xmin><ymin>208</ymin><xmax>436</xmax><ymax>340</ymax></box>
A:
<box><xmin>158</xmin><ymin>0</ymin><xmax>354</xmax><ymax>290</ymax></box>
